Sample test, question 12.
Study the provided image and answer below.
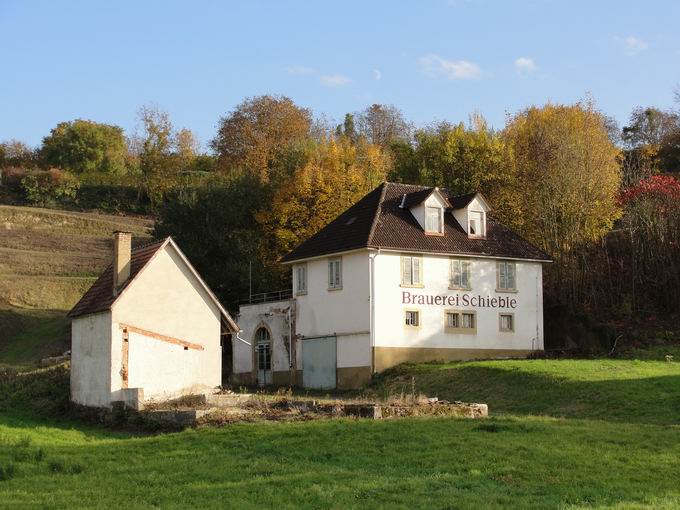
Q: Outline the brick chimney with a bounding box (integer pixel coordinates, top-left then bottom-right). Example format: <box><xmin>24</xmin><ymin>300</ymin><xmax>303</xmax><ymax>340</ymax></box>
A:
<box><xmin>113</xmin><ymin>231</ymin><xmax>132</xmax><ymax>296</ymax></box>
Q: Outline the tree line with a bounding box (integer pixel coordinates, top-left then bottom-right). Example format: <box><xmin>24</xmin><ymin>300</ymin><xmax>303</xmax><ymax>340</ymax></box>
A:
<box><xmin>1</xmin><ymin>94</ymin><xmax>679</xmax><ymax>322</ymax></box>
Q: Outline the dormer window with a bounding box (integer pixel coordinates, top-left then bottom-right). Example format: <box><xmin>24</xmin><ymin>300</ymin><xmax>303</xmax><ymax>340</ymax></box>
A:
<box><xmin>425</xmin><ymin>206</ymin><xmax>443</xmax><ymax>234</ymax></box>
<box><xmin>468</xmin><ymin>211</ymin><xmax>485</xmax><ymax>238</ymax></box>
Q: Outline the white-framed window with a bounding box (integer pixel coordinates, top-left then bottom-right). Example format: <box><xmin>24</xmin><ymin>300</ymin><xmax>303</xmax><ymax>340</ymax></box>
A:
<box><xmin>405</xmin><ymin>310</ymin><xmax>420</xmax><ymax>327</ymax></box>
<box><xmin>401</xmin><ymin>255</ymin><xmax>423</xmax><ymax>286</ymax></box>
<box><xmin>328</xmin><ymin>258</ymin><xmax>342</xmax><ymax>290</ymax></box>
<box><xmin>497</xmin><ymin>261</ymin><xmax>517</xmax><ymax>291</ymax></box>
<box><xmin>450</xmin><ymin>258</ymin><xmax>471</xmax><ymax>289</ymax></box>
<box><xmin>295</xmin><ymin>264</ymin><xmax>307</xmax><ymax>294</ymax></box>
<box><xmin>425</xmin><ymin>206</ymin><xmax>443</xmax><ymax>234</ymax></box>
<box><xmin>445</xmin><ymin>310</ymin><xmax>476</xmax><ymax>333</ymax></box>
<box><xmin>468</xmin><ymin>210</ymin><xmax>485</xmax><ymax>237</ymax></box>
<box><xmin>499</xmin><ymin>313</ymin><xmax>514</xmax><ymax>332</ymax></box>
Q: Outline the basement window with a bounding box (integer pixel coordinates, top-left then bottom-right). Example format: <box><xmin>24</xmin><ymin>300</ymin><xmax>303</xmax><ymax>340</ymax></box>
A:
<box><xmin>499</xmin><ymin>313</ymin><xmax>514</xmax><ymax>332</ymax></box>
<box><xmin>445</xmin><ymin>310</ymin><xmax>476</xmax><ymax>334</ymax></box>
<box><xmin>405</xmin><ymin>310</ymin><xmax>420</xmax><ymax>328</ymax></box>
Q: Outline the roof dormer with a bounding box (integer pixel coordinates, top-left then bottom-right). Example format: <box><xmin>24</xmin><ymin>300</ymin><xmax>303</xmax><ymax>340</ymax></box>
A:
<box><xmin>451</xmin><ymin>192</ymin><xmax>491</xmax><ymax>239</ymax></box>
<box><xmin>401</xmin><ymin>187</ymin><xmax>451</xmax><ymax>235</ymax></box>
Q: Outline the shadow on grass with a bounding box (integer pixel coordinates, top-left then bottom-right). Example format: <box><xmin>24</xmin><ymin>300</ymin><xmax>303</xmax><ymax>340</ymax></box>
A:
<box><xmin>380</xmin><ymin>363</ymin><xmax>680</xmax><ymax>426</ymax></box>
<box><xmin>0</xmin><ymin>308</ymin><xmax>69</xmax><ymax>367</ymax></box>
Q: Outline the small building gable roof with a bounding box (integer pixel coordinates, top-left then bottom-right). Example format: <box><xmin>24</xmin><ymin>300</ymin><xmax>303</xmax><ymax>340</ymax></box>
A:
<box><xmin>281</xmin><ymin>182</ymin><xmax>551</xmax><ymax>263</ymax></box>
<box><xmin>68</xmin><ymin>237</ymin><xmax>238</xmax><ymax>332</ymax></box>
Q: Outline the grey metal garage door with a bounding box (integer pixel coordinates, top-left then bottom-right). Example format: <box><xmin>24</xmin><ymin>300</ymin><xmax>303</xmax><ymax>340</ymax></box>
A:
<box><xmin>302</xmin><ymin>335</ymin><xmax>336</xmax><ymax>389</ymax></box>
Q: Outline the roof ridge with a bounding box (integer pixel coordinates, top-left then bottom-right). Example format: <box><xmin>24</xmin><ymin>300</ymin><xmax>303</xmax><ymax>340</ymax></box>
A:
<box><xmin>367</xmin><ymin>182</ymin><xmax>388</xmax><ymax>247</ymax></box>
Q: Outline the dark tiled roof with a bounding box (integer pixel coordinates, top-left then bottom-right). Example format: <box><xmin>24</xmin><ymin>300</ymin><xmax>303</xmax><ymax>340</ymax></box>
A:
<box><xmin>448</xmin><ymin>191</ymin><xmax>478</xmax><ymax>210</ymax></box>
<box><xmin>281</xmin><ymin>182</ymin><xmax>551</xmax><ymax>263</ymax></box>
<box><xmin>67</xmin><ymin>239</ymin><xmax>167</xmax><ymax>318</ymax></box>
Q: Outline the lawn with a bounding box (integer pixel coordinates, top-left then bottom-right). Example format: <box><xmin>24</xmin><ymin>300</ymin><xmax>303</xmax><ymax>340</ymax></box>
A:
<box><xmin>1</xmin><ymin>354</ymin><xmax>679</xmax><ymax>509</ymax></box>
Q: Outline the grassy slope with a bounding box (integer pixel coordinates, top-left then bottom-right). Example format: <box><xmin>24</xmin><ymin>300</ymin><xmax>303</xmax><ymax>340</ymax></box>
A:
<box><xmin>0</xmin><ymin>204</ymin><xmax>152</xmax><ymax>366</ymax></box>
<box><xmin>1</xmin><ymin>355</ymin><xmax>680</xmax><ymax>509</ymax></box>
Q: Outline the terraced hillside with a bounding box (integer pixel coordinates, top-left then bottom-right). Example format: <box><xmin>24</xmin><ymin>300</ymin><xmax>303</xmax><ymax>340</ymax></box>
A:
<box><xmin>0</xmin><ymin>205</ymin><xmax>153</xmax><ymax>367</ymax></box>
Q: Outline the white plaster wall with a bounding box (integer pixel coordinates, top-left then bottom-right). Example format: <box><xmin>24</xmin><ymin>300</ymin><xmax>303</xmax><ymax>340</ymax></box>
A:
<box><xmin>111</xmin><ymin>243</ymin><xmax>222</xmax><ymax>401</ymax></box>
<box><xmin>234</xmin><ymin>300</ymin><xmax>292</xmax><ymax>375</ymax></box>
<box><xmin>294</xmin><ymin>251</ymin><xmax>371</xmax><ymax>368</ymax></box>
<box><xmin>373</xmin><ymin>251</ymin><xmax>544</xmax><ymax>351</ymax></box>
<box><xmin>70</xmin><ymin>311</ymin><xmax>112</xmax><ymax>408</ymax></box>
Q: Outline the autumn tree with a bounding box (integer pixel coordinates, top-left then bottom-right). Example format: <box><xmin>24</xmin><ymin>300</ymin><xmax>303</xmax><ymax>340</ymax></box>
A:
<box><xmin>355</xmin><ymin>104</ymin><xmax>411</xmax><ymax>147</ymax></box>
<box><xmin>211</xmin><ymin>95</ymin><xmax>312</xmax><ymax>182</ymax></box>
<box><xmin>391</xmin><ymin>115</ymin><xmax>508</xmax><ymax>201</ymax></box>
<box><xmin>502</xmin><ymin>100</ymin><xmax>621</xmax><ymax>304</ymax></box>
<box><xmin>40</xmin><ymin>119</ymin><xmax>127</xmax><ymax>175</ymax></box>
<box><xmin>256</xmin><ymin>136</ymin><xmax>390</xmax><ymax>280</ymax></box>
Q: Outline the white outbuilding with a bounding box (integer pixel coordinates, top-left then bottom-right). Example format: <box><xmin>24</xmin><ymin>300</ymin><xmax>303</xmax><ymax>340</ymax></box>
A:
<box><xmin>233</xmin><ymin>182</ymin><xmax>551</xmax><ymax>390</ymax></box>
<box><xmin>68</xmin><ymin>232</ymin><xmax>238</xmax><ymax>408</ymax></box>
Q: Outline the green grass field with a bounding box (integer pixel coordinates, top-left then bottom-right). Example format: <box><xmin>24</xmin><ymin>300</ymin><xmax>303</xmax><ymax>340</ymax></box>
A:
<box><xmin>1</xmin><ymin>354</ymin><xmax>679</xmax><ymax>509</ymax></box>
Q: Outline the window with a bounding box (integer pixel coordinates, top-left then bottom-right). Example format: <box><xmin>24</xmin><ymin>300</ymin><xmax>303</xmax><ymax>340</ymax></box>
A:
<box><xmin>401</xmin><ymin>255</ymin><xmax>423</xmax><ymax>286</ymax></box>
<box><xmin>425</xmin><ymin>206</ymin><xmax>443</xmax><ymax>233</ymax></box>
<box><xmin>445</xmin><ymin>310</ymin><xmax>476</xmax><ymax>333</ymax></box>
<box><xmin>469</xmin><ymin>211</ymin><xmax>485</xmax><ymax>237</ymax></box>
<box><xmin>497</xmin><ymin>261</ymin><xmax>517</xmax><ymax>291</ymax></box>
<box><xmin>295</xmin><ymin>265</ymin><xmax>307</xmax><ymax>294</ymax></box>
<box><xmin>255</xmin><ymin>327</ymin><xmax>271</xmax><ymax>371</ymax></box>
<box><xmin>461</xmin><ymin>312</ymin><xmax>475</xmax><ymax>329</ymax></box>
<box><xmin>450</xmin><ymin>258</ymin><xmax>471</xmax><ymax>289</ymax></box>
<box><xmin>328</xmin><ymin>258</ymin><xmax>342</xmax><ymax>290</ymax></box>
<box><xmin>499</xmin><ymin>313</ymin><xmax>514</xmax><ymax>332</ymax></box>
<box><xmin>405</xmin><ymin>310</ymin><xmax>420</xmax><ymax>327</ymax></box>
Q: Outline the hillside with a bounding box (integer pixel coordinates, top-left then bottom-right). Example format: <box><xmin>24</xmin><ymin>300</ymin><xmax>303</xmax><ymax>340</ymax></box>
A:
<box><xmin>0</xmin><ymin>205</ymin><xmax>153</xmax><ymax>367</ymax></box>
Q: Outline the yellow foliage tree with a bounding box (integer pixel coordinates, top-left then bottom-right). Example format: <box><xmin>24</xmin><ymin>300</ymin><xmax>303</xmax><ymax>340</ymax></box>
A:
<box><xmin>256</xmin><ymin>136</ymin><xmax>390</xmax><ymax>279</ymax></box>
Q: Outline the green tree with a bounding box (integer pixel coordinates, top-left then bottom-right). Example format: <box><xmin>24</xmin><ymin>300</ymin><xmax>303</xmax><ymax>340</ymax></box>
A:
<box><xmin>40</xmin><ymin>119</ymin><xmax>127</xmax><ymax>175</ymax></box>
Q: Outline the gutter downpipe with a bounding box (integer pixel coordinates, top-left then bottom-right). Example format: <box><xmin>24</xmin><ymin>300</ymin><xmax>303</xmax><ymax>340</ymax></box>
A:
<box><xmin>369</xmin><ymin>247</ymin><xmax>380</xmax><ymax>374</ymax></box>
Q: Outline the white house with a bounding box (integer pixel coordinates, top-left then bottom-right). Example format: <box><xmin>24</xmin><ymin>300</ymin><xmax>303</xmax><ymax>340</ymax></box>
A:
<box><xmin>68</xmin><ymin>232</ymin><xmax>238</xmax><ymax>408</ymax></box>
<box><xmin>234</xmin><ymin>182</ymin><xmax>551</xmax><ymax>390</ymax></box>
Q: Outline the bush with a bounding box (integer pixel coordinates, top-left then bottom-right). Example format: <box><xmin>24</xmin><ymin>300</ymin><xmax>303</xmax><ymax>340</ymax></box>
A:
<box><xmin>20</xmin><ymin>168</ymin><xmax>80</xmax><ymax>207</ymax></box>
<box><xmin>1</xmin><ymin>166</ymin><xmax>30</xmax><ymax>192</ymax></box>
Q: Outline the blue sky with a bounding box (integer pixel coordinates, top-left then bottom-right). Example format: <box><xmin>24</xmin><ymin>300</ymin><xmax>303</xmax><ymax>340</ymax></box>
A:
<box><xmin>1</xmin><ymin>0</ymin><xmax>679</xmax><ymax>148</ymax></box>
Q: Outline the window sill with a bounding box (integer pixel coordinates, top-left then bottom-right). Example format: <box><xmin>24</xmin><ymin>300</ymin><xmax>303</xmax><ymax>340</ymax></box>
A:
<box><xmin>468</xmin><ymin>235</ymin><xmax>486</xmax><ymax>240</ymax></box>
<box><xmin>499</xmin><ymin>329</ymin><xmax>514</xmax><ymax>333</ymax></box>
<box><xmin>404</xmin><ymin>325</ymin><xmax>421</xmax><ymax>329</ymax></box>
<box><xmin>295</xmin><ymin>291</ymin><xmax>307</xmax><ymax>296</ymax></box>
<box><xmin>448</xmin><ymin>286</ymin><xmax>472</xmax><ymax>291</ymax></box>
<box><xmin>496</xmin><ymin>288</ymin><xmax>518</xmax><ymax>294</ymax></box>
<box><xmin>424</xmin><ymin>232</ymin><xmax>445</xmax><ymax>237</ymax></box>
<box><xmin>400</xmin><ymin>283</ymin><xmax>425</xmax><ymax>289</ymax></box>
<box><xmin>327</xmin><ymin>286</ymin><xmax>343</xmax><ymax>292</ymax></box>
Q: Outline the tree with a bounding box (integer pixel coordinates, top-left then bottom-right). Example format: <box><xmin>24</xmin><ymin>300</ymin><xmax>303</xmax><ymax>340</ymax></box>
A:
<box><xmin>256</xmin><ymin>136</ymin><xmax>390</xmax><ymax>280</ymax></box>
<box><xmin>40</xmin><ymin>119</ymin><xmax>127</xmax><ymax>175</ymax></box>
<box><xmin>391</xmin><ymin>117</ymin><xmax>508</xmax><ymax>199</ymax></box>
<box><xmin>335</xmin><ymin>113</ymin><xmax>357</xmax><ymax>142</ymax></box>
<box><xmin>136</xmin><ymin>106</ymin><xmax>179</xmax><ymax>206</ymax></box>
<box><xmin>355</xmin><ymin>104</ymin><xmax>411</xmax><ymax>147</ymax></box>
<box><xmin>211</xmin><ymin>95</ymin><xmax>312</xmax><ymax>183</ymax></box>
<box><xmin>621</xmin><ymin>107</ymin><xmax>680</xmax><ymax>185</ymax></box>
<box><xmin>502</xmin><ymin>100</ymin><xmax>622</xmax><ymax>305</ymax></box>
<box><xmin>174</xmin><ymin>128</ymin><xmax>200</xmax><ymax>172</ymax></box>
<box><xmin>0</xmin><ymin>139</ymin><xmax>38</xmax><ymax>168</ymax></box>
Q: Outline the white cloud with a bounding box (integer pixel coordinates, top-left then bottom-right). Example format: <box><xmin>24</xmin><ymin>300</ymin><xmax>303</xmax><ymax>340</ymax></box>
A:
<box><xmin>514</xmin><ymin>57</ymin><xmax>536</xmax><ymax>74</ymax></box>
<box><xmin>623</xmin><ymin>36</ymin><xmax>648</xmax><ymax>56</ymax></box>
<box><xmin>419</xmin><ymin>54</ymin><xmax>480</xmax><ymax>80</ymax></box>
<box><xmin>320</xmin><ymin>74</ymin><xmax>351</xmax><ymax>87</ymax></box>
<box><xmin>373</xmin><ymin>69</ymin><xmax>382</xmax><ymax>81</ymax></box>
<box><xmin>287</xmin><ymin>65</ymin><xmax>315</xmax><ymax>75</ymax></box>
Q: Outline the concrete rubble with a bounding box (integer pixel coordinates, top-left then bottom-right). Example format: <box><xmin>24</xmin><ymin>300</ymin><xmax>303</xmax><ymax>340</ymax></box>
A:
<box><xmin>137</xmin><ymin>393</ymin><xmax>488</xmax><ymax>428</ymax></box>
